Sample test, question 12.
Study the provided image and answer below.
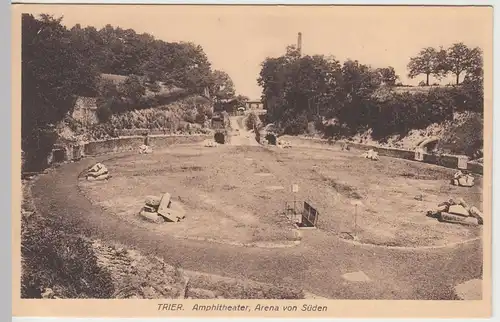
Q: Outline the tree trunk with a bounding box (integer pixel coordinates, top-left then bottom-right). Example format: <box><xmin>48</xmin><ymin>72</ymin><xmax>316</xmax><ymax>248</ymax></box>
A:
<box><xmin>426</xmin><ymin>73</ymin><xmax>430</xmax><ymax>86</ymax></box>
<box><xmin>456</xmin><ymin>72</ymin><xmax>460</xmax><ymax>85</ymax></box>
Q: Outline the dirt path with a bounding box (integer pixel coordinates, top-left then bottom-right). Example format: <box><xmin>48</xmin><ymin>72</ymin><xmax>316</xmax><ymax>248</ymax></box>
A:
<box><xmin>229</xmin><ymin>115</ymin><xmax>260</xmax><ymax>146</ymax></box>
<box><xmin>31</xmin><ymin>152</ymin><xmax>483</xmax><ymax>299</ymax></box>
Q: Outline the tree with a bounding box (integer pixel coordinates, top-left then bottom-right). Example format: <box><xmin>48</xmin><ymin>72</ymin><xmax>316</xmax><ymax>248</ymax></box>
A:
<box><xmin>257</xmin><ymin>45</ymin><xmax>345</xmax><ymax>133</ymax></box>
<box><xmin>22</xmin><ymin>14</ymin><xmax>99</xmax><ymax>170</ymax></box>
<box><xmin>376</xmin><ymin>67</ymin><xmax>399</xmax><ymax>86</ymax></box>
<box><xmin>444</xmin><ymin>43</ymin><xmax>483</xmax><ymax>85</ymax></box>
<box><xmin>119</xmin><ymin>75</ymin><xmax>145</xmax><ymax>103</ymax></box>
<box><xmin>257</xmin><ymin>55</ymin><xmax>289</xmax><ymax>122</ymax></box>
<box><xmin>209</xmin><ymin>70</ymin><xmax>235</xmax><ymax>101</ymax></box>
<box><xmin>340</xmin><ymin>60</ymin><xmax>382</xmax><ymax>129</ymax></box>
<box><xmin>163</xmin><ymin>42</ymin><xmax>213</xmax><ymax>93</ymax></box>
<box><xmin>407</xmin><ymin>47</ymin><xmax>446</xmax><ymax>86</ymax></box>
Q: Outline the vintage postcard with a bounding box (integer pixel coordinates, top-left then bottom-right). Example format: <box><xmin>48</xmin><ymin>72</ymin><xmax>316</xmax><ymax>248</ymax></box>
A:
<box><xmin>11</xmin><ymin>4</ymin><xmax>492</xmax><ymax>318</ymax></box>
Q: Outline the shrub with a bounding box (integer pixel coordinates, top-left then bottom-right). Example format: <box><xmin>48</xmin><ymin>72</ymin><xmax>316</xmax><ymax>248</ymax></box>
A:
<box><xmin>245</xmin><ymin>112</ymin><xmax>260</xmax><ymax>130</ymax></box>
<box><xmin>147</xmin><ymin>82</ymin><xmax>161</xmax><ymax>93</ymax></box>
<box><xmin>21</xmin><ymin>128</ymin><xmax>58</xmax><ymax>172</ymax></box>
<box><xmin>21</xmin><ymin>212</ymin><xmax>114</xmax><ymax>299</ymax></box>
<box><xmin>370</xmin><ymin>88</ymin><xmax>455</xmax><ymax>140</ymax></box>
<box><xmin>96</xmin><ymin>105</ymin><xmax>113</xmax><ymax>123</ymax></box>
<box><xmin>282</xmin><ymin>112</ymin><xmax>308</xmax><ymax>135</ymax></box>
<box><xmin>437</xmin><ymin>112</ymin><xmax>483</xmax><ymax>158</ymax></box>
<box><xmin>182</xmin><ymin>108</ymin><xmax>197</xmax><ymax>123</ymax></box>
<box><xmin>195</xmin><ymin>110</ymin><xmax>207</xmax><ymax>124</ymax></box>
<box><xmin>119</xmin><ymin>75</ymin><xmax>146</xmax><ymax>103</ymax></box>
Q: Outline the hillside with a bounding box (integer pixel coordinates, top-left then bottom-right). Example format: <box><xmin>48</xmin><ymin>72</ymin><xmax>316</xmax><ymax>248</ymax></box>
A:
<box><xmin>346</xmin><ymin>111</ymin><xmax>483</xmax><ymax>160</ymax></box>
<box><xmin>57</xmin><ymin>86</ymin><xmax>214</xmax><ymax>143</ymax></box>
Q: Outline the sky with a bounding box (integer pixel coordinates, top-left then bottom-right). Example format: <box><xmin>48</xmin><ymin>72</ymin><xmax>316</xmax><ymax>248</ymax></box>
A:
<box><xmin>18</xmin><ymin>5</ymin><xmax>492</xmax><ymax>100</ymax></box>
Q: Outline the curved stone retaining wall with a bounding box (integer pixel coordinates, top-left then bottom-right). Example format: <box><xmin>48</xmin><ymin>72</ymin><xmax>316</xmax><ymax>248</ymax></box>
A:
<box><xmin>281</xmin><ymin>135</ymin><xmax>483</xmax><ymax>175</ymax></box>
<box><xmin>83</xmin><ymin>134</ymin><xmax>211</xmax><ymax>156</ymax></box>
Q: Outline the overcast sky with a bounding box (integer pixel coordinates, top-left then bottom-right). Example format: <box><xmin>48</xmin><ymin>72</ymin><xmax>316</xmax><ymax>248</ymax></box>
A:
<box><xmin>21</xmin><ymin>5</ymin><xmax>492</xmax><ymax>100</ymax></box>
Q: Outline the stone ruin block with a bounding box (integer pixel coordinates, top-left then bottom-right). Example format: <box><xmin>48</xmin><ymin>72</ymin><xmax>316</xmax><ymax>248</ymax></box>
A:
<box><xmin>451</xmin><ymin>170</ymin><xmax>475</xmax><ymax>187</ymax></box>
<box><xmin>362</xmin><ymin>149</ymin><xmax>379</xmax><ymax>161</ymax></box>
<box><xmin>86</xmin><ymin>162</ymin><xmax>111</xmax><ymax>181</ymax></box>
<box><xmin>428</xmin><ymin>198</ymin><xmax>483</xmax><ymax>226</ymax></box>
<box><xmin>278</xmin><ymin>140</ymin><xmax>292</xmax><ymax>149</ymax></box>
<box><xmin>145</xmin><ymin>195</ymin><xmax>162</xmax><ymax>207</ymax></box>
<box><xmin>204</xmin><ymin>140</ymin><xmax>218</xmax><ymax>148</ymax></box>
<box><xmin>439</xmin><ymin>212</ymin><xmax>480</xmax><ymax>225</ymax></box>
<box><xmin>414</xmin><ymin>147</ymin><xmax>425</xmax><ymax>161</ymax></box>
<box><xmin>139</xmin><ymin>144</ymin><xmax>153</xmax><ymax>154</ymax></box>
<box><xmin>457</xmin><ymin>155</ymin><xmax>469</xmax><ymax>170</ymax></box>
<box><xmin>139</xmin><ymin>192</ymin><xmax>186</xmax><ymax>223</ymax></box>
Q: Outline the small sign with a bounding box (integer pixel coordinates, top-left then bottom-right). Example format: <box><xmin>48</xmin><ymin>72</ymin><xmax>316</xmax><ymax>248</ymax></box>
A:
<box><xmin>291</xmin><ymin>184</ymin><xmax>299</xmax><ymax>193</ymax></box>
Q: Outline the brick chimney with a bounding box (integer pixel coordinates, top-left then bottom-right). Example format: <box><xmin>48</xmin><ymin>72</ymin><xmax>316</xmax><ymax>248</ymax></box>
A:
<box><xmin>297</xmin><ymin>32</ymin><xmax>302</xmax><ymax>56</ymax></box>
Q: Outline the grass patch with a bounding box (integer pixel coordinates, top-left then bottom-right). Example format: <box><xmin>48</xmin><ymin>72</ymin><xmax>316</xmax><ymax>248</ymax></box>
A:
<box><xmin>399</xmin><ymin>171</ymin><xmax>442</xmax><ymax>180</ymax></box>
<box><xmin>313</xmin><ymin>170</ymin><xmax>363</xmax><ymax>199</ymax></box>
<box><xmin>21</xmin><ymin>182</ymin><xmax>114</xmax><ymax>299</ymax></box>
<box><xmin>180</xmin><ymin>165</ymin><xmax>203</xmax><ymax>172</ymax></box>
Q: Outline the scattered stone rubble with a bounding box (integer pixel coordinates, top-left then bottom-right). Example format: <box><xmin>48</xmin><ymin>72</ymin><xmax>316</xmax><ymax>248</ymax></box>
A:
<box><xmin>85</xmin><ymin>163</ymin><xmax>111</xmax><ymax>181</ymax></box>
<box><xmin>427</xmin><ymin>198</ymin><xmax>483</xmax><ymax>226</ymax></box>
<box><xmin>341</xmin><ymin>142</ymin><xmax>350</xmax><ymax>151</ymax></box>
<box><xmin>451</xmin><ymin>170</ymin><xmax>475</xmax><ymax>187</ymax></box>
<box><xmin>204</xmin><ymin>140</ymin><xmax>219</xmax><ymax>148</ymax></box>
<box><xmin>277</xmin><ymin>139</ymin><xmax>292</xmax><ymax>149</ymax></box>
<box><xmin>139</xmin><ymin>192</ymin><xmax>186</xmax><ymax>223</ymax></box>
<box><xmin>139</xmin><ymin>144</ymin><xmax>153</xmax><ymax>154</ymax></box>
<box><xmin>41</xmin><ymin>287</ymin><xmax>61</xmax><ymax>299</ymax></box>
<box><xmin>361</xmin><ymin>149</ymin><xmax>379</xmax><ymax>161</ymax></box>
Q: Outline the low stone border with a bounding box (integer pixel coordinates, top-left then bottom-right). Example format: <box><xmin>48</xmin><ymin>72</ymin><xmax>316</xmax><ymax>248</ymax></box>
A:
<box><xmin>337</xmin><ymin>235</ymin><xmax>482</xmax><ymax>251</ymax></box>
<box><xmin>174</xmin><ymin>235</ymin><xmax>302</xmax><ymax>249</ymax></box>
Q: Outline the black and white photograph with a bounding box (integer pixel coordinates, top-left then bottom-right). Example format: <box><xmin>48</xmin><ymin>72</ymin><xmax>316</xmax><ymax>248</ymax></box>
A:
<box><xmin>14</xmin><ymin>3</ymin><xmax>492</xmax><ymax>317</ymax></box>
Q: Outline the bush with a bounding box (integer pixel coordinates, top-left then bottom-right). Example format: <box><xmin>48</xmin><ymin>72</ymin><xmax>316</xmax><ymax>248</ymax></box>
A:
<box><xmin>96</xmin><ymin>105</ymin><xmax>113</xmax><ymax>123</ymax></box>
<box><xmin>21</xmin><ymin>212</ymin><xmax>114</xmax><ymax>298</ymax></box>
<box><xmin>182</xmin><ymin>108</ymin><xmax>197</xmax><ymax>123</ymax></box>
<box><xmin>282</xmin><ymin>112</ymin><xmax>308</xmax><ymax>135</ymax></box>
<box><xmin>147</xmin><ymin>82</ymin><xmax>161</xmax><ymax>93</ymax></box>
<box><xmin>245</xmin><ymin>112</ymin><xmax>260</xmax><ymax>130</ymax></box>
<box><xmin>21</xmin><ymin>128</ymin><xmax>58</xmax><ymax>172</ymax></box>
<box><xmin>437</xmin><ymin>112</ymin><xmax>483</xmax><ymax>158</ymax></box>
<box><xmin>370</xmin><ymin>88</ymin><xmax>455</xmax><ymax>140</ymax></box>
<box><xmin>119</xmin><ymin>75</ymin><xmax>146</xmax><ymax>103</ymax></box>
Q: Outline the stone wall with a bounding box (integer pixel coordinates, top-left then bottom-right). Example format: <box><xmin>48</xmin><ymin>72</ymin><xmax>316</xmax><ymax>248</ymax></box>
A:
<box><xmin>281</xmin><ymin>135</ymin><xmax>484</xmax><ymax>175</ymax></box>
<box><xmin>83</xmin><ymin>134</ymin><xmax>211</xmax><ymax>156</ymax></box>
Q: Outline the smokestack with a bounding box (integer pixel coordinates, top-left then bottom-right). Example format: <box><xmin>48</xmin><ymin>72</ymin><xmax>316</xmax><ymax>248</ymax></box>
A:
<box><xmin>297</xmin><ymin>32</ymin><xmax>302</xmax><ymax>56</ymax></box>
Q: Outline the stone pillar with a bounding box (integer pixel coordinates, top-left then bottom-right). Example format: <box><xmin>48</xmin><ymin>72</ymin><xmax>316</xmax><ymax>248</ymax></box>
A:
<box><xmin>457</xmin><ymin>155</ymin><xmax>469</xmax><ymax>170</ymax></box>
<box><xmin>414</xmin><ymin>147</ymin><xmax>424</xmax><ymax>161</ymax></box>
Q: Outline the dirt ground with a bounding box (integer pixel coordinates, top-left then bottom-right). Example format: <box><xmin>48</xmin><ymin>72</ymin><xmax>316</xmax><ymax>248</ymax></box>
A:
<box><xmin>78</xmin><ymin>141</ymin><xmax>482</xmax><ymax>248</ymax></box>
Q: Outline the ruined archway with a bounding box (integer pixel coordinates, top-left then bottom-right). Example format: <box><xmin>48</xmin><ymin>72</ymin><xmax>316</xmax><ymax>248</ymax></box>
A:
<box><xmin>265</xmin><ymin>133</ymin><xmax>277</xmax><ymax>145</ymax></box>
<box><xmin>214</xmin><ymin>132</ymin><xmax>225</xmax><ymax>144</ymax></box>
<box><xmin>52</xmin><ymin>149</ymin><xmax>66</xmax><ymax>163</ymax></box>
<box><xmin>417</xmin><ymin>137</ymin><xmax>439</xmax><ymax>153</ymax></box>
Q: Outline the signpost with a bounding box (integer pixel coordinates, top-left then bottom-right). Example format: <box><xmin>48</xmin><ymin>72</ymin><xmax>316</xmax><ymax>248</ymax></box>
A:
<box><xmin>292</xmin><ymin>184</ymin><xmax>299</xmax><ymax>221</ymax></box>
<box><xmin>350</xmin><ymin>200</ymin><xmax>363</xmax><ymax>237</ymax></box>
